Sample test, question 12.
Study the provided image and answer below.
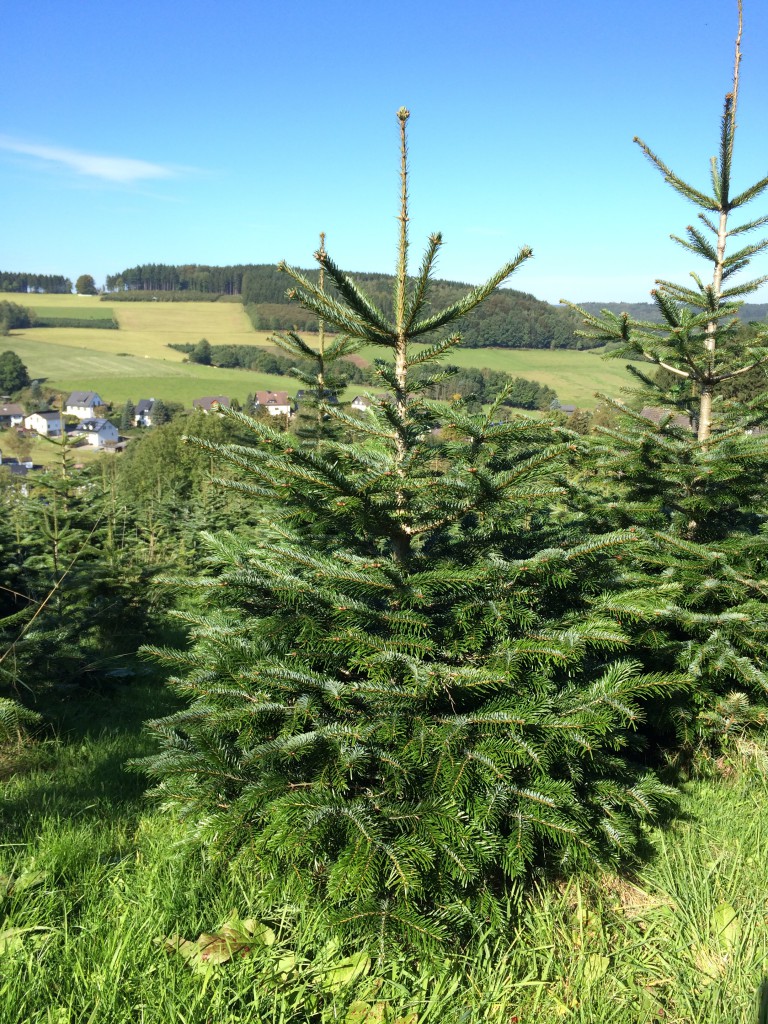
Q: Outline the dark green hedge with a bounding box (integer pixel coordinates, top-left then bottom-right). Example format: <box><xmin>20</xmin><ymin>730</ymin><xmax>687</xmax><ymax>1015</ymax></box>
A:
<box><xmin>35</xmin><ymin>317</ymin><xmax>118</xmax><ymax>329</ymax></box>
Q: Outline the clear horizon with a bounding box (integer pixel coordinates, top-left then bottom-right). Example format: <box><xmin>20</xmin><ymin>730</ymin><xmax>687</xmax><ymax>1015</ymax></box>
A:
<box><xmin>2</xmin><ymin>0</ymin><xmax>767</xmax><ymax>305</ymax></box>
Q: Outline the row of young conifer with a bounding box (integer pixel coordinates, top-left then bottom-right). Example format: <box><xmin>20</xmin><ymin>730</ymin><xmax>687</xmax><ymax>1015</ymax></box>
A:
<box><xmin>2</xmin><ymin>4</ymin><xmax>768</xmax><ymax>955</ymax></box>
<box><xmin>136</xmin><ymin>15</ymin><xmax>768</xmax><ymax>951</ymax></box>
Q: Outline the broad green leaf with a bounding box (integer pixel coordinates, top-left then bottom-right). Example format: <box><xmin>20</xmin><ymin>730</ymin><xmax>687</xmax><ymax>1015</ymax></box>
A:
<box><xmin>713</xmin><ymin>902</ymin><xmax>740</xmax><ymax>950</ymax></box>
<box><xmin>0</xmin><ymin>869</ymin><xmax>49</xmax><ymax>896</ymax></box>
<box><xmin>277</xmin><ymin>952</ymin><xmax>297</xmax><ymax>979</ymax></box>
<box><xmin>197</xmin><ymin>931</ymin><xmax>249</xmax><ymax>965</ymax></box>
<box><xmin>346</xmin><ymin>1000</ymin><xmax>386</xmax><ymax>1024</ymax></box>
<box><xmin>317</xmin><ymin>950</ymin><xmax>371</xmax><ymax>992</ymax></box>
<box><xmin>583</xmin><ymin>954</ymin><xmax>610</xmax><ymax>984</ymax></box>
<box><xmin>162</xmin><ymin>934</ymin><xmax>202</xmax><ymax>965</ymax></box>
<box><xmin>0</xmin><ymin>926</ymin><xmax>51</xmax><ymax>956</ymax></box>
<box><xmin>13</xmin><ymin>869</ymin><xmax>48</xmax><ymax>891</ymax></box>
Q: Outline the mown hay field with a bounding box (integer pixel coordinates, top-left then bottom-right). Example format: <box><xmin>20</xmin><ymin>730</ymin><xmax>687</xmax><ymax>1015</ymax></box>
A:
<box><xmin>2</xmin><ymin>293</ymin><xmax>635</xmax><ymax>409</ymax></box>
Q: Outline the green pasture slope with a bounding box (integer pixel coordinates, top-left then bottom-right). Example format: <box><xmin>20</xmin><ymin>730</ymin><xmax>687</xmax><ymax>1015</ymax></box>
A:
<box><xmin>0</xmin><ymin>335</ymin><xmax>293</xmax><ymax>408</ymax></box>
<box><xmin>1</xmin><ymin>293</ymin><xmax>635</xmax><ymax>409</ymax></box>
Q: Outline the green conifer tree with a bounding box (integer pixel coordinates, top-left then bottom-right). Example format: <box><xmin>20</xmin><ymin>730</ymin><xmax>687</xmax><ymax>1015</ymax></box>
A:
<box><xmin>0</xmin><ymin>437</ymin><xmax>157</xmax><ymax>705</ymax></box>
<box><xmin>564</xmin><ymin>2</ymin><xmax>768</xmax><ymax>754</ymax></box>
<box><xmin>120</xmin><ymin>399</ymin><xmax>136</xmax><ymax>432</ymax></box>
<box><xmin>140</xmin><ymin>108</ymin><xmax>677</xmax><ymax>952</ymax></box>
<box><xmin>270</xmin><ymin>233</ymin><xmax>361</xmax><ymax>441</ymax></box>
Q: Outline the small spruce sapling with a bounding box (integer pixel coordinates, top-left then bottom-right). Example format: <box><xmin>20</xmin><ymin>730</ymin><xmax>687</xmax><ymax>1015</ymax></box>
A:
<box><xmin>271</xmin><ymin>232</ymin><xmax>362</xmax><ymax>441</ymax></box>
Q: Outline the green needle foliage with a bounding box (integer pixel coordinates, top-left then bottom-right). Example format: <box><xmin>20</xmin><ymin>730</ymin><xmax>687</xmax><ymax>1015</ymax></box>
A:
<box><xmin>140</xmin><ymin>108</ymin><xmax>678</xmax><ymax>953</ymax></box>
<box><xmin>565</xmin><ymin>3</ymin><xmax>768</xmax><ymax>443</ymax></box>
<box><xmin>563</xmin><ymin>3</ymin><xmax>768</xmax><ymax>757</ymax></box>
<box><xmin>271</xmin><ymin>232</ymin><xmax>363</xmax><ymax>442</ymax></box>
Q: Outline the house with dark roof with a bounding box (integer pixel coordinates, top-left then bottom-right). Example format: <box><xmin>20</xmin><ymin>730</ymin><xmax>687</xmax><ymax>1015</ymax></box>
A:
<box><xmin>192</xmin><ymin>395</ymin><xmax>231</xmax><ymax>414</ymax></box>
<box><xmin>0</xmin><ymin>456</ymin><xmax>33</xmax><ymax>494</ymax></box>
<box><xmin>77</xmin><ymin>418</ymin><xmax>119</xmax><ymax>448</ymax></box>
<box><xmin>134</xmin><ymin>399</ymin><xmax>157</xmax><ymax>427</ymax></box>
<box><xmin>351</xmin><ymin>394</ymin><xmax>390</xmax><ymax>411</ymax></box>
<box><xmin>66</xmin><ymin>391</ymin><xmax>105</xmax><ymax>419</ymax></box>
<box><xmin>295</xmin><ymin>389</ymin><xmax>338</xmax><ymax>408</ymax></box>
<box><xmin>641</xmin><ymin>407</ymin><xmax>694</xmax><ymax>430</ymax></box>
<box><xmin>24</xmin><ymin>411</ymin><xmax>62</xmax><ymax>436</ymax></box>
<box><xmin>0</xmin><ymin>402</ymin><xmax>24</xmax><ymax>428</ymax></box>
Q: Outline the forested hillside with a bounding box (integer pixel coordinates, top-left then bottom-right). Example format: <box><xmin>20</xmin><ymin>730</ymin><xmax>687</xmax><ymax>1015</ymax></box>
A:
<box><xmin>104</xmin><ymin>261</ymin><xmax>586</xmax><ymax>349</ymax></box>
<box><xmin>578</xmin><ymin>300</ymin><xmax>768</xmax><ymax>322</ymax></box>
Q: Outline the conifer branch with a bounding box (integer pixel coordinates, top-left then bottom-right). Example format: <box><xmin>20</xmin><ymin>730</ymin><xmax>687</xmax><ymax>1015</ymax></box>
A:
<box><xmin>410</xmin><ymin>249</ymin><xmax>533</xmax><ymax>337</ymax></box>
<box><xmin>403</xmin><ymin>233</ymin><xmax>442</xmax><ymax>332</ymax></box>
<box><xmin>632</xmin><ymin>138</ymin><xmax>720</xmax><ymax>211</ymax></box>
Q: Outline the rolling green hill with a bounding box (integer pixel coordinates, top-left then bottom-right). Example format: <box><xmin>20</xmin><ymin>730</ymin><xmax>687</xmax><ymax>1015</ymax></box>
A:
<box><xmin>1</xmin><ymin>292</ymin><xmax>636</xmax><ymax>409</ymax></box>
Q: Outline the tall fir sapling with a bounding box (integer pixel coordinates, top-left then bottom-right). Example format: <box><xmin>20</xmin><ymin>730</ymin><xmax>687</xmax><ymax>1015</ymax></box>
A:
<box><xmin>270</xmin><ymin>232</ymin><xmax>361</xmax><ymax>441</ymax></box>
<box><xmin>564</xmin><ymin>2</ymin><xmax>768</xmax><ymax>752</ymax></box>
<box><xmin>140</xmin><ymin>108</ymin><xmax>679</xmax><ymax>952</ymax></box>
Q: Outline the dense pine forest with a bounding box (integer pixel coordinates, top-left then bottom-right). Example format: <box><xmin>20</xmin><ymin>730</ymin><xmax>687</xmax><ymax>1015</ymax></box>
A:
<box><xmin>0</xmin><ymin>271</ymin><xmax>72</xmax><ymax>294</ymax></box>
<box><xmin>4</xmin><ymin>6</ymin><xmax>768</xmax><ymax>1021</ymax></box>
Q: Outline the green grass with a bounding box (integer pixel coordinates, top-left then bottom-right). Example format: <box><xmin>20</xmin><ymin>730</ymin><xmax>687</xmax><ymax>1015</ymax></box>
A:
<box><xmin>2</xmin><ymin>684</ymin><xmax>768</xmax><ymax>1024</ymax></box>
<box><xmin>31</xmin><ymin>306</ymin><xmax>115</xmax><ymax>321</ymax></box>
<box><xmin>437</xmin><ymin>346</ymin><xmax>636</xmax><ymax>409</ymax></box>
<box><xmin>0</xmin><ymin>335</ymin><xmax>294</xmax><ymax>407</ymax></box>
<box><xmin>1</xmin><ymin>294</ymin><xmax>638</xmax><ymax>410</ymax></box>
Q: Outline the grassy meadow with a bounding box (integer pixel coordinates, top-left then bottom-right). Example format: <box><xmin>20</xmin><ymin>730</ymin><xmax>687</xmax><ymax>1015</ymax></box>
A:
<box><xmin>3</xmin><ymin>685</ymin><xmax>768</xmax><ymax>1024</ymax></box>
<box><xmin>2</xmin><ymin>293</ymin><xmax>635</xmax><ymax>410</ymax></box>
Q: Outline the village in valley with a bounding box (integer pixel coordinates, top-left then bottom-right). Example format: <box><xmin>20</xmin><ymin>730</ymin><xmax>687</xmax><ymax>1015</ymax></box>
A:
<box><xmin>0</xmin><ymin>385</ymin><xmax>385</xmax><ymax>480</ymax></box>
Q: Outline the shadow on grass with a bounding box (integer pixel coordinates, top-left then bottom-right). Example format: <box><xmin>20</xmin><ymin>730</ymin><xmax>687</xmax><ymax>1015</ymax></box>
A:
<box><xmin>759</xmin><ymin>979</ymin><xmax>768</xmax><ymax>1024</ymax></box>
<box><xmin>1</xmin><ymin>677</ymin><xmax>181</xmax><ymax>840</ymax></box>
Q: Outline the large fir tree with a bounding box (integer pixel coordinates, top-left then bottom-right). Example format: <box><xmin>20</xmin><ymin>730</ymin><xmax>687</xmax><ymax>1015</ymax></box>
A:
<box><xmin>140</xmin><ymin>108</ymin><xmax>677</xmax><ymax>952</ymax></box>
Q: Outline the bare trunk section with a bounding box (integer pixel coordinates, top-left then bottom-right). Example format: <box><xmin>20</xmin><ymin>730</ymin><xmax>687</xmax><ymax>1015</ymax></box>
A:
<box><xmin>698</xmin><ymin>208</ymin><xmax>729</xmax><ymax>442</ymax></box>
<box><xmin>697</xmin><ymin>0</ymin><xmax>741</xmax><ymax>441</ymax></box>
<box><xmin>393</xmin><ymin>109</ymin><xmax>412</xmax><ymax>563</ymax></box>
<box><xmin>316</xmin><ymin>232</ymin><xmax>326</xmax><ymax>433</ymax></box>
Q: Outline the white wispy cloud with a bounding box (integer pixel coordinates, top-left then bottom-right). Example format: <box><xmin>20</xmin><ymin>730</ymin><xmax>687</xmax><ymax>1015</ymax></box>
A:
<box><xmin>0</xmin><ymin>135</ymin><xmax>176</xmax><ymax>184</ymax></box>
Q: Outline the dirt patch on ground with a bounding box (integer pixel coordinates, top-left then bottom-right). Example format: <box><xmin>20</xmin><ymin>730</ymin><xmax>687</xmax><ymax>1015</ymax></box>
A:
<box><xmin>343</xmin><ymin>354</ymin><xmax>370</xmax><ymax>368</ymax></box>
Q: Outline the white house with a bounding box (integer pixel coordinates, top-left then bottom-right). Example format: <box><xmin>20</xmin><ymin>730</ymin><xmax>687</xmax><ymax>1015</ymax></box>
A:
<box><xmin>65</xmin><ymin>391</ymin><xmax>105</xmax><ymax>419</ymax></box>
<box><xmin>0</xmin><ymin>402</ymin><xmax>25</xmax><ymax>428</ymax></box>
<box><xmin>134</xmin><ymin>399</ymin><xmax>157</xmax><ymax>427</ymax></box>
<box><xmin>24</xmin><ymin>411</ymin><xmax>62</xmax><ymax>436</ymax></box>
<box><xmin>350</xmin><ymin>394</ymin><xmax>388</xmax><ymax>412</ymax></box>
<box><xmin>77</xmin><ymin>418</ymin><xmax>119</xmax><ymax>448</ymax></box>
<box><xmin>253</xmin><ymin>391</ymin><xmax>292</xmax><ymax>417</ymax></box>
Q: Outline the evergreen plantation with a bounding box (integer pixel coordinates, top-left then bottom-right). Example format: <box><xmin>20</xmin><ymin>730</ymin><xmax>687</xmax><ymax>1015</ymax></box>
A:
<box><xmin>4</xmin><ymin>5</ymin><xmax>768</xmax><ymax>1016</ymax></box>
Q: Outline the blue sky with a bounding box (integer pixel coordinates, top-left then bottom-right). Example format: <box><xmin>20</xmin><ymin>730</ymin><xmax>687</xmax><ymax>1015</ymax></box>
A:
<box><xmin>2</xmin><ymin>0</ymin><xmax>767</xmax><ymax>303</ymax></box>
